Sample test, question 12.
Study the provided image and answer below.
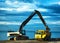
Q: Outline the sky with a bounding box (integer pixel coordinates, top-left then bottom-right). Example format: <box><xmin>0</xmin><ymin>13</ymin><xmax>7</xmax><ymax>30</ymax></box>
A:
<box><xmin>0</xmin><ymin>0</ymin><xmax>60</xmax><ymax>40</ymax></box>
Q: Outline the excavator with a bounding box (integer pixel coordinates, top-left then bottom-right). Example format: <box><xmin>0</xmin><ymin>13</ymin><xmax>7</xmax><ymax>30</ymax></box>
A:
<box><xmin>7</xmin><ymin>10</ymin><xmax>51</xmax><ymax>40</ymax></box>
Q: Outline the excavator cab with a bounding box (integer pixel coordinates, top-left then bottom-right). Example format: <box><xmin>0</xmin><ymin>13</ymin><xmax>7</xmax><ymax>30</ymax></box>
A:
<box><xmin>35</xmin><ymin>30</ymin><xmax>47</xmax><ymax>40</ymax></box>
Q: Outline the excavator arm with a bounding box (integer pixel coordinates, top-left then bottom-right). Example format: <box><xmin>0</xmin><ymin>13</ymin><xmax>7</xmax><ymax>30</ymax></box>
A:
<box><xmin>19</xmin><ymin>10</ymin><xmax>50</xmax><ymax>34</ymax></box>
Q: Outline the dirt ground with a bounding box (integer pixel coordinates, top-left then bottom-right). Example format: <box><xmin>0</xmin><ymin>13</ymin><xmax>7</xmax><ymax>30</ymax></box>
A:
<box><xmin>0</xmin><ymin>40</ymin><xmax>60</xmax><ymax>43</ymax></box>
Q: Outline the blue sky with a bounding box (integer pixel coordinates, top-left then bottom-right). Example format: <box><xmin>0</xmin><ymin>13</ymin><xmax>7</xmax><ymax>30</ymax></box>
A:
<box><xmin>0</xmin><ymin>0</ymin><xmax>60</xmax><ymax>40</ymax></box>
<box><xmin>0</xmin><ymin>0</ymin><xmax>60</xmax><ymax>27</ymax></box>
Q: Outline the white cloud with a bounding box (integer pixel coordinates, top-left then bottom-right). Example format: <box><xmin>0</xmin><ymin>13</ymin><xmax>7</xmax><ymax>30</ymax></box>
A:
<box><xmin>0</xmin><ymin>20</ymin><xmax>60</xmax><ymax>25</ymax></box>
<box><xmin>49</xmin><ymin>21</ymin><xmax>60</xmax><ymax>24</ymax></box>
<box><xmin>29</xmin><ymin>20</ymin><xmax>60</xmax><ymax>25</ymax></box>
<box><xmin>49</xmin><ymin>2</ymin><xmax>60</xmax><ymax>5</ymax></box>
<box><xmin>5</xmin><ymin>0</ymin><xmax>12</xmax><ymax>5</ymax></box>
<box><xmin>27</xmin><ymin>20</ymin><xmax>42</xmax><ymax>24</ymax></box>
<box><xmin>0</xmin><ymin>0</ymin><xmax>48</xmax><ymax>12</ymax></box>
<box><xmin>0</xmin><ymin>21</ymin><xmax>21</xmax><ymax>25</ymax></box>
<box><xmin>5</xmin><ymin>0</ymin><xmax>37</xmax><ymax>8</ymax></box>
<box><xmin>43</xmin><ymin>16</ymin><xmax>51</xmax><ymax>18</ymax></box>
<box><xmin>36</xmin><ymin>8</ymin><xmax>47</xmax><ymax>12</ymax></box>
<box><xmin>28</xmin><ymin>20</ymin><xmax>60</xmax><ymax>25</ymax></box>
<box><xmin>0</xmin><ymin>8</ymin><xmax>13</xmax><ymax>11</ymax></box>
<box><xmin>5</xmin><ymin>0</ymin><xmax>20</xmax><ymax>7</ymax></box>
<box><xmin>33</xmin><ymin>16</ymin><xmax>51</xmax><ymax>18</ymax></box>
<box><xmin>0</xmin><ymin>21</ymin><xmax>41</xmax><ymax>25</ymax></box>
<box><xmin>0</xmin><ymin>7</ymin><xmax>48</xmax><ymax>12</ymax></box>
<box><xmin>58</xmin><ymin>2</ymin><xmax>60</xmax><ymax>5</ymax></box>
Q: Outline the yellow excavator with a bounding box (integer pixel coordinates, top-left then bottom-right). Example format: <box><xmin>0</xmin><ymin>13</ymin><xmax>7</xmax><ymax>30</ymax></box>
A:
<box><xmin>8</xmin><ymin>10</ymin><xmax>51</xmax><ymax>40</ymax></box>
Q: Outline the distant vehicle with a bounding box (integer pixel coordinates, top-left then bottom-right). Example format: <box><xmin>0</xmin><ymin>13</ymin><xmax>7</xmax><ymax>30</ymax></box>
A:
<box><xmin>7</xmin><ymin>10</ymin><xmax>51</xmax><ymax>40</ymax></box>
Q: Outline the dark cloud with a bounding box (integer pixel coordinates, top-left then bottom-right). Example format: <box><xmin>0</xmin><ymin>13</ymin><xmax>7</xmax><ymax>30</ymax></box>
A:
<box><xmin>42</xmin><ymin>4</ymin><xmax>60</xmax><ymax>14</ymax></box>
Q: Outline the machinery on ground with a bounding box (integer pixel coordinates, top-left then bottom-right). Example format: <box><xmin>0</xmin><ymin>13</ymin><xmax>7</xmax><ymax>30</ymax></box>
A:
<box><xmin>8</xmin><ymin>10</ymin><xmax>51</xmax><ymax>40</ymax></box>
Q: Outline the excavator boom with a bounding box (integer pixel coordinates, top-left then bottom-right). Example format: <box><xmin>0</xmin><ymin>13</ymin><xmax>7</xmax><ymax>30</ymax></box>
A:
<box><xmin>19</xmin><ymin>10</ymin><xmax>50</xmax><ymax>33</ymax></box>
